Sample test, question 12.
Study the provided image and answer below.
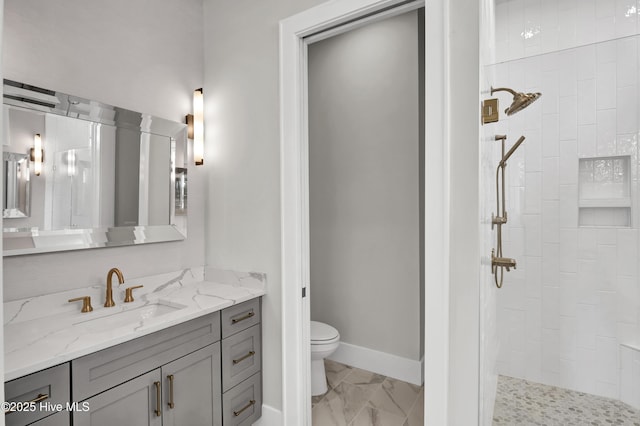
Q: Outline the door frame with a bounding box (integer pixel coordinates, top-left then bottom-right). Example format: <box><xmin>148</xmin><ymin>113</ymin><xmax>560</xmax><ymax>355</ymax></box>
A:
<box><xmin>279</xmin><ymin>0</ymin><xmax>451</xmax><ymax>424</ymax></box>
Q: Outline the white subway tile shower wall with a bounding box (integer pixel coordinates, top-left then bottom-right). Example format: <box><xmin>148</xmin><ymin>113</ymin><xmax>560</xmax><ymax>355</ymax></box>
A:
<box><xmin>495</xmin><ymin>0</ymin><xmax>640</xmax><ymax>63</ymax></box>
<box><xmin>489</xmin><ymin>29</ymin><xmax>640</xmax><ymax>401</ymax></box>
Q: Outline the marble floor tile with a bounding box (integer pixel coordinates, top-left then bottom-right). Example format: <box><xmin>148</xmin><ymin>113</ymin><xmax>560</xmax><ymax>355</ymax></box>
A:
<box><xmin>325</xmin><ymin>380</ymin><xmax>380</xmax><ymax>423</ymax></box>
<box><xmin>312</xmin><ymin>392</ymin><xmax>326</xmax><ymax>408</ymax></box>
<box><xmin>351</xmin><ymin>406</ymin><xmax>406</xmax><ymax>426</ymax></box>
<box><xmin>368</xmin><ymin>377</ymin><xmax>422</xmax><ymax>418</ymax></box>
<box><xmin>312</xmin><ymin>360</ymin><xmax>424</xmax><ymax>426</ymax></box>
<box><xmin>343</xmin><ymin>367</ymin><xmax>386</xmax><ymax>386</ymax></box>
<box><xmin>404</xmin><ymin>387</ymin><xmax>424</xmax><ymax>426</ymax></box>
<box><xmin>325</xmin><ymin>359</ymin><xmax>354</xmax><ymax>389</ymax></box>
<box><xmin>313</xmin><ymin>396</ymin><xmax>349</xmax><ymax>426</ymax></box>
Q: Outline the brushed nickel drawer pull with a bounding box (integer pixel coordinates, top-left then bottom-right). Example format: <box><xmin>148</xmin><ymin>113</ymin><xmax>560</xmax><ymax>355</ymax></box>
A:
<box><xmin>154</xmin><ymin>381</ymin><xmax>162</xmax><ymax>416</ymax></box>
<box><xmin>231</xmin><ymin>311</ymin><xmax>255</xmax><ymax>324</ymax></box>
<box><xmin>232</xmin><ymin>350</ymin><xmax>256</xmax><ymax>365</ymax></box>
<box><xmin>233</xmin><ymin>399</ymin><xmax>256</xmax><ymax>417</ymax></box>
<box><xmin>4</xmin><ymin>393</ymin><xmax>49</xmax><ymax>414</ymax></box>
<box><xmin>167</xmin><ymin>375</ymin><xmax>175</xmax><ymax>409</ymax></box>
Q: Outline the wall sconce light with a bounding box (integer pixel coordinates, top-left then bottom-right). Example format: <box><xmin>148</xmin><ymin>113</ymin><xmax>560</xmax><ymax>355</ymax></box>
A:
<box><xmin>66</xmin><ymin>149</ymin><xmax>77</xmax><ymax>177</ymax></box>
<box><xmin>30</xmin><ymin>133</ymin><xmax>44</xmax><ymax>176</ymax></box>
<box><xmin>186</xmin><ymin>88</ymin><xmax>204</xmax><ymax>166</ymax></box>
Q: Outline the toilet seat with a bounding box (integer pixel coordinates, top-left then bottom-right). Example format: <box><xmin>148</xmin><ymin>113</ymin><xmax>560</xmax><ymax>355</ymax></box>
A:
<box><xmin>310</xmin><ymin>321</ymin><xmax>339</xmax><ymax>344</ymax></box>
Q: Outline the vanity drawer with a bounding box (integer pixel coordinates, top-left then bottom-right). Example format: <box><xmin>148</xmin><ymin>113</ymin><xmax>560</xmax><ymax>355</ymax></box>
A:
<box><xmin>221</xmin><ymin>299</ymin><xmax>260</xmax><ymax>338</ymax></box>
<box><xmin>72</xmin><ymin>312</ymin><xmax>220</xmax><ymax>401</ymax></box>
<box><xmin>30</xmin><ymin>411</ymin><xmax>70</xmax><ymax>426</ymax></box>
<box><xmin>5</xmin><ymin>363</ymin><xmax>70</xmax><ymax>426</ymax></box>
<box><xmin>222</xmin><ymin>372</ymin><xmax>261</xmax><ymax>426</ymax></box>
<box><xmin>221</xmin><ymin>324</ymin><xmax>261</xmax><ymax>392</ymax></box>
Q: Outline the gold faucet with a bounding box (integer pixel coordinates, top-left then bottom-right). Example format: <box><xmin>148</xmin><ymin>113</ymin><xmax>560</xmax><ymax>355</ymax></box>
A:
<box><xmin>105</xmin><ymin>268</ymin><xmax>124</xmax><ymax>307</ymax></box>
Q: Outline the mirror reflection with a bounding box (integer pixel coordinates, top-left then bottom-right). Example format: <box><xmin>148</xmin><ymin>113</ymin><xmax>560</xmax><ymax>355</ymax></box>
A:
<box><xmin>3</xmin><ymin>80</ymin><xmax>188</xmax><ymax>256</ymax></box>
<box><xmin>3</xmin><ymin>152</ymin><xmax>30</xmax><ymax>218</ymax></box>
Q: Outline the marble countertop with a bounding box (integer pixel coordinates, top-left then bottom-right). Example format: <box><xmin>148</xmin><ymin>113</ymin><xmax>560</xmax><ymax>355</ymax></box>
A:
<box><xmin>4</xmin><ymin>267</ymin><xmax>266</xmax><ymax>381</ymax></box>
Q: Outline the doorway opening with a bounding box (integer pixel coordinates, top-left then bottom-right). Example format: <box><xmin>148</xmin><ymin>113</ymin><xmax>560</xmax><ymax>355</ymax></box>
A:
<box><xmin>280</xmin><ymin>0</ymin><xmax>450</xmax><ymax>424</ymax></box>
<box><xmin>306</xmin><ymin>7</ymin><xmax>424</xmax><ymax>424</ymax></box>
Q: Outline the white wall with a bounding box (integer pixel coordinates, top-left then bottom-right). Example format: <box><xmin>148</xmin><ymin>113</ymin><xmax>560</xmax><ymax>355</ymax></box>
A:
<box><xmin>493</xmin><ymin>0</ymin><xmax>640</xmax><ymax>401</ymax></box>
<box><xmin>448</xmin><ymin>0</ymin><xmax>482</xmax><ymax>423</ymax></box>
<box><xmin>2</xmin><ymin>0</ymin><xmax>205</xmax><ymax>301</ymax></box>
<box><xmin>307</xmin><ymin>11</ymin><xmax>422</xmax><ymax>362</ymax></box>
<box><xmin>479</xmin><ymin>0</ymin><xmax>498</xmax><ymax>423</ymax></box>
<box><xmin>202</xmin><ymin>0</ymin><xmax>326</xmax><ymax>413</ymax></box>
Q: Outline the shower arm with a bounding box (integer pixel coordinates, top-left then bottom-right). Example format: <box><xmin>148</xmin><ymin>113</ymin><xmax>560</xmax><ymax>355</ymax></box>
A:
<box><xmin>490</xmin><ymin>86</ymin><xmax>517</xmax><ymax>97</ymax></box>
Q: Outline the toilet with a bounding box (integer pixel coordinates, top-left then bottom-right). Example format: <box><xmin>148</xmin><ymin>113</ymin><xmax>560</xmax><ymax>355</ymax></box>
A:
<box><xmin>310</xmin><ymin>321</ymin><xmax>340</xmax><ymax>396</ymax></box>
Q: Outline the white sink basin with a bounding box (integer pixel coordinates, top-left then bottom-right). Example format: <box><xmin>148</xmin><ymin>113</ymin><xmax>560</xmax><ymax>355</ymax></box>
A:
<box><xmin>74</xmin><ymin>302</ymin><xmax>187</xmax><ymax>332</ymax></box>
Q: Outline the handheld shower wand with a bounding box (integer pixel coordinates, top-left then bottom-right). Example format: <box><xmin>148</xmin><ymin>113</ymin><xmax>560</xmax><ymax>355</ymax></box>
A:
<box><xmin>492</xmin><ymin>134</ymin><xmax>526</xmax><ymax>288</ymax></box>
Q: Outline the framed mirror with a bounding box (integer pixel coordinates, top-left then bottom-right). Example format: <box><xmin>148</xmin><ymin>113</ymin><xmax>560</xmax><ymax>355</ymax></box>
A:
<box><xmin>3</xmin><ymin>80</ymin><xmax>188</xmax><ymax>256</ymax></box>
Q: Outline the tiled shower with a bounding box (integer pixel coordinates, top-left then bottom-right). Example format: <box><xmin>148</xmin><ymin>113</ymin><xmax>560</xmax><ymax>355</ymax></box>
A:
<box><xmin>483</xmin><ymin>0</ymin><xmax>640</xmax><ymax>420</ymax></box>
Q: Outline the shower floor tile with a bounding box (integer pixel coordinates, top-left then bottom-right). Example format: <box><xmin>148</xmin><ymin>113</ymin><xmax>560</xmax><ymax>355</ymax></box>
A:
<box><xmin>493</xmin><ymin>375</ymin><xmax>640</xmax><ymax>426</ymax></box>
<box><xmin>312</xmin><ymin>360</ymin><xmax>424</xmax><ymax>425</ymax></box>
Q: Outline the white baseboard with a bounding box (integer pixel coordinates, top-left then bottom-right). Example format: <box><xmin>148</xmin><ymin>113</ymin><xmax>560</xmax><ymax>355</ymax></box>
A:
<box><xmin>328</xmin><ymin>342</ymin><xmax>424</xmax><ymax>386</ymax></box>
<box><xmin>252</xmin><ymin>404</ymin><xmax>283</xmax><ymax>426</ymax></box>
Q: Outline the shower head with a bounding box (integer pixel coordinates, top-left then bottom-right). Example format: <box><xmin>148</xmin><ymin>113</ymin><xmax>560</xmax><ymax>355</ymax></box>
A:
<box><xmin>490</xmin><ymin>87</ymin><xmax>542</xmax><ymax>116</ymax></box>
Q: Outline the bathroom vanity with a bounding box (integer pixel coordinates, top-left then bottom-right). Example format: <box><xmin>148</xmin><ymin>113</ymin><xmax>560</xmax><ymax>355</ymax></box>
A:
<box><xmin>3</xmin><ymin>270</ymin><xmax>264</xmax><ymax>426</ymax></box>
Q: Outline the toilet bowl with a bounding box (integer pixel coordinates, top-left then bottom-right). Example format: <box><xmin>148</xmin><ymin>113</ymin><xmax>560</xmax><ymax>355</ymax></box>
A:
<box><xmin>310</xmin><ymin>321</ymin><xmax>340</xmax><ymax>396</ymax></box>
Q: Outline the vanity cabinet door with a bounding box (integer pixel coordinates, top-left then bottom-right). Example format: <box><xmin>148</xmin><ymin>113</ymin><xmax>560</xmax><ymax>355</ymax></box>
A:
<box><xmin>73</xmin><ymin>370</ymin><xmax>162</xmax><ymax>426</ymax></box>
<box><xmin>162</xmin><ymin>342</ymin><xmax>222</xmax><ymax>426</ymax></box>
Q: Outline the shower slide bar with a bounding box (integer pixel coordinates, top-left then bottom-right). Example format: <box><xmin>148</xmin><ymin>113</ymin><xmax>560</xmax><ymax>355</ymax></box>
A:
<box><xmin>491</xmin><ymin>134</ymin><xmax>525</xmax><ymax>288</ymax></box>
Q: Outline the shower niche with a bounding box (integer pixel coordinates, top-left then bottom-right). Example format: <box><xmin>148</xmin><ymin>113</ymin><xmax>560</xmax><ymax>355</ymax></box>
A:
<box><xmin>578</xmin><ymin>155</ymin><xmax>631</xmax><ymax>227</ymax></box>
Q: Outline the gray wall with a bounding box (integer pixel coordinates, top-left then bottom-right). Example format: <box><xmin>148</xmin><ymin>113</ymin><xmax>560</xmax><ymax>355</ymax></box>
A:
<box><xmin>202</xmin><ymin>0</ymin><xmax>326</xmax><ymax>412</ymax></box>
<box><xmin>307</xmin><ymin>11</ymin><xmax>423</xmax><ymax>361</ymax></box>
<box><xmin>2</xmin><ymin>0</ymin><xmax>205</xmax><ymax>301</ymax></box>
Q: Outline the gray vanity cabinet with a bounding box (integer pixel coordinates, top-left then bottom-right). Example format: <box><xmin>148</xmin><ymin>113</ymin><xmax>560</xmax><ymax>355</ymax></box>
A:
<box><xmin>220</xmin><ymin>298</ymin><xmax>262</xmax><ymax>426</ymax></box>
<box><xmin>30</xmin><ymin>411</ymin><xmax>70</xmax><ymax>426</ymax></box>
<box><xmin>161</xmin><ymin>343</ymin><xmax>222</xmax><ymax>426</ymax></box>
<box><xmin>6</xmin><ymin>297</ymin><xmax>262</xmax><ymax>426</ymax></box>
<box><xmin>73</xmin><ymin>370</ymin><xmax>162</xmax><ymax>426</ymax></box>
<box><xmin>74</xmin><ymin>343</ymin><xmax>221</xmax><ymax>426</ymax></box>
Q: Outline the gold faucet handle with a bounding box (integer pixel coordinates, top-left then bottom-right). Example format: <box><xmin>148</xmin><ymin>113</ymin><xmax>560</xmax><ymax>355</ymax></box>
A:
<box><xmin>68</xmin><ymin>296</ymin><xmax>93</xmax><ymax>313</ymax></box>
<box><xmin>124</xmin><ymin>285</ymin><xmax>144</xmax><ymax>303</ymax></box>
